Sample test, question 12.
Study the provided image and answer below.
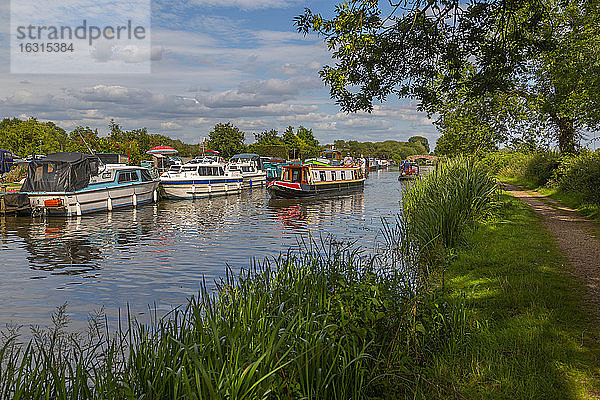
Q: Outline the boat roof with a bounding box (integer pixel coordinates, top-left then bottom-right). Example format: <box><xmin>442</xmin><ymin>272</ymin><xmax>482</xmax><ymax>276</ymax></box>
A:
<box><xmin>43</xmin><ymin>152</ymin><xmax>99</xmax><ymax>164</ymax></box>
<box><xmin>230</xmin><ymin>153</ymin><xmax>260</xmax><ymax>161</ymax></box>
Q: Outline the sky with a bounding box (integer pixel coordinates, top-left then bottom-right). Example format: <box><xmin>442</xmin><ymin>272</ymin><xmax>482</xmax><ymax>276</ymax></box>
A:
<box><xmin>0</xmin><ymin>0</ymin><xmax>439</xmax><ymax>146</ymax></box>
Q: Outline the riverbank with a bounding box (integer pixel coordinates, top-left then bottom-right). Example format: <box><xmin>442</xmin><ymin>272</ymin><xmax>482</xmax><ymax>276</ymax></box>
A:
<box><xmin>427</xmin><ymin>193</ymin><xmax>600</xmax><ymax>399</ymax></box>
<box><xmin>482</xmin><ymin>150</ymin><xmax>600</xmax><ymax>223</ymax></box>
<box><xmin>2</xmin><ymin>165</ymin><xmax>599</xmax><ymax>398</ymax></box>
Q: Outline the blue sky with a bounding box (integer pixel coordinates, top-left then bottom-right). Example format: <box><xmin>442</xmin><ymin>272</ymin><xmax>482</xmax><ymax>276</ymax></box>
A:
<box><xmin>0</xmin><ymin>0</ymin><xmax>439</xmax><ymax>146</ymax></box>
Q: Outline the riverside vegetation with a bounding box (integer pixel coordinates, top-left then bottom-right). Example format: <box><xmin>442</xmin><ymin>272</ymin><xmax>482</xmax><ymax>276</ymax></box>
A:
<box><xmin>481</xmin><ymin>150</ymin><xmax>600</xmax><ymax>221</ymax></box>
<box><xmin>2</xmin><ymin>158</ymin><xmax>599</xmax><ymax>399</ymax></box>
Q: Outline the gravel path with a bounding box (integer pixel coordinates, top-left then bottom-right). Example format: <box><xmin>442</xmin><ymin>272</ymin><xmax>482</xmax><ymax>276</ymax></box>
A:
<box><xmin>503</xmin><ymin>184</ymin><xmax>600</xmax><ymax>314</ymax></box>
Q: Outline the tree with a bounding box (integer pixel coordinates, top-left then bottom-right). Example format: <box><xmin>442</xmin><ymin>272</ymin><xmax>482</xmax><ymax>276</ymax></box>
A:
<box><xmin>248</xmin><ymin>129</ymin><xmax>288</xmax><ymax>158</ymax></box>
<box><xmin>408</xmin><ymin>136</ymin><xmax>430</xmax><ymax>154</ymax></box>
<box><xmin>296</xmin><ymin>0</ymin><xmax>600</xmax><ymax>153</ymax></box>
<box><xmin>253</xmin><ymin>129</ymin><xmax>284</xmax><ymax>146</ymax></box>
<box><xmin>207</xmin><ymin>123</ymin><xmax>246</xmax><ymax>159</ymax></box>
<box><xmin>0</xmin><ymin>118</ymin><xmax>68</xmax><ymax>157</ymax></box>
<box><xmin>281</xmin><ymin>126</ymin><xmax>320</xmax><ymax>159</ymax></box>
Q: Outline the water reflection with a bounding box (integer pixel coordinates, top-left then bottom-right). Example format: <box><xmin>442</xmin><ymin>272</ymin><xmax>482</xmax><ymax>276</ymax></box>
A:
<box><xmin>0</xmin><ymin>170</ymin><xmax>402</xmax><ymax>327</ymax></box>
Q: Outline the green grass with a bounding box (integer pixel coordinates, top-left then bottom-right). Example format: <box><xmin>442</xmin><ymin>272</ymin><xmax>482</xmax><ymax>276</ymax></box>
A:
<box><xmin>427</xmin><ymin>194</ymin><xmax>600</xmax><ymax>399</ymax></box>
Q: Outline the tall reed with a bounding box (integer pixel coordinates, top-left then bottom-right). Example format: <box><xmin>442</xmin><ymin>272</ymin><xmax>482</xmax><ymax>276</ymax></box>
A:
<box><xmin>402</xmin><ymin>156</ymin><xmax>498</xmax><ymax>260</ymax></box>
<box><xmin>0</xmin><ymin>235</ymin><xmax>461</xmax><ymax>399</ymax></box>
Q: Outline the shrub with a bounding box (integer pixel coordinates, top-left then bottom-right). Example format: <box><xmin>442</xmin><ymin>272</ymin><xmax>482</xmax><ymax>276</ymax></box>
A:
<box><xmin>554</xmin><ymin>150</ymin><xmax>600</xmax><ymax>204</ymax></box>
<box><xmin>522</xmin><ymin>151</ymin><xmax>561</xmax><ymax>187</ymax></box>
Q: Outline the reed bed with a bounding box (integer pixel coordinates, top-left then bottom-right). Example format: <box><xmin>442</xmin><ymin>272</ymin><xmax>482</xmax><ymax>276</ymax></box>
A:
<box><xmin>402</xmin><ymin>156</ymin><xmax>498</xmax><ymax>260</ymax></box>
<box><xmin>0</xmin><ymin>236</ymin><xmax>464</xmax><ymax>399</ymax></box>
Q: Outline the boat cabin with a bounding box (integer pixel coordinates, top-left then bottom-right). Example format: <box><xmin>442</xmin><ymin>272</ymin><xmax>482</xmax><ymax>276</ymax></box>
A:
<box><xmin>280</xmin><ymin>164</ymin><xmax>364</xmax><ymax>185</ymax></box>
<box><xmin>320</xmin><ymin>150</ymin><xmax>343</xmax><ymax>165</ymax></box>
<box><xmin>167</xmin><ymin>164</ymin><xmax>227</xmax><ymax>177</ymax></box>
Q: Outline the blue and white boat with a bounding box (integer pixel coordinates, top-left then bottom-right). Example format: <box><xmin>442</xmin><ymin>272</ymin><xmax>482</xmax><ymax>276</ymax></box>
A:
<box><xmin>21</xmin><ymin>152</ymin><xmax>159</xmax><ymax>216</ymax></box>
<box><xmin>160</xmin><ymin>158</ymin><xmax>243</xmax><ymax>199</ymax></box>
<box><xmin>226</xmin><ymin>153</ymin><xmax>267</xmax><ymax>189</ymax></box>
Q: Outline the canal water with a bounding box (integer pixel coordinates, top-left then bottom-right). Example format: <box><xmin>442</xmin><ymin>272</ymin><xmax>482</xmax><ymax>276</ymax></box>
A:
<box><xmin>0</xmin><ymin>169</ymin><xmax>404</xmax><ymax>329</ymax></box>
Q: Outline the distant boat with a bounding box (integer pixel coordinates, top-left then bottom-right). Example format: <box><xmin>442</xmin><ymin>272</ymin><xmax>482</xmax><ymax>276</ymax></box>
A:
<box><xmin>21</xmin><ymin>152</ymin><xmax>159</xmax><ymax>216</ymax></box>
<box><xmin>267</xmin><ymin>162</ymin><xmax>365</xmax><ymax>198</ymax></box>
<box><xmin>226</xmin><ymin>153</ymin><xmax>267</xmax><ymax>189</ymax></box>
<box><xmin>398</xmin><ymin>160</ymin><xmax>420</xmax><ymax>180</ymax></box>
<box><xmin>160</xmin><ymin>159</ymin><xmax>243</xmax><ymax>199</ymax></box>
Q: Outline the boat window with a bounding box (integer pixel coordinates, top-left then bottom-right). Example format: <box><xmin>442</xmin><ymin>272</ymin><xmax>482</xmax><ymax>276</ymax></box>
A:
<box><xmin>292</xmin><ymin>169</ymin><xmax>301</xmax><ymax>183</ymax></box>
<box><xmin>118</xmin><ymin>171</ymin><xmax>139</xmax><ymax>184</ymax></box>
<box><xmin>241</xmin><ymin>166</ymin><xmax>252</xmax><ymax>172</ymax></box>
<box><xmin>169</xmin><ymin>165</ymin><xmax>181</xmax><ymax>173</ymax></box>
<box><xmin>319</xmin><ymin>171</ymin><xmax>326</xmax><ymax>182</ymax></box>
<box><xmin>141</xmin><ymin>169</ymin><xmax>153</xmax><ymax>182</ymax></box>
<box><xmin>313</xmin><ymin>171</ymin><xmax>319</xmax><ymax>181</ymax></box>
<box><xmin>219</xmin><ymin>167</ymin><xmax>224</xmax><ymax>176</ymax></box>
<box><xmin>331</xmin><ymin>171</ymin><xmax>336</xmax><ymax>181</ymax></box>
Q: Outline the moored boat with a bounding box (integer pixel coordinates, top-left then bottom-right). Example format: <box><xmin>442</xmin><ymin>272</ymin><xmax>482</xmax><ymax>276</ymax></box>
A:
<box><xmin>21</xmin><ymin>152</ymin><xmax>159</xmax><ymax>216</ymax></box>
<box><xmin>226</xmin><ymin>153</ymin><xmax>267</xmax><ymax>189</ymax></box>
<box><xmin>267</xmin><ymin>162</ymin><xmax>365</xmax><ymax>198</ymax></box>
<box><xmin>160</xmin><ymin>160</ymin><xmax>243</xmax><ymax>199</ymax></box>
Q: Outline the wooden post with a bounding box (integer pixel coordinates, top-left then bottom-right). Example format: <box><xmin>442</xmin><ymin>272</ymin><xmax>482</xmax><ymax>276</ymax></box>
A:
<box><xmin>0</xmin><ymin>184</ymin><xmax>6</xmax><ymax>214</ymax></box>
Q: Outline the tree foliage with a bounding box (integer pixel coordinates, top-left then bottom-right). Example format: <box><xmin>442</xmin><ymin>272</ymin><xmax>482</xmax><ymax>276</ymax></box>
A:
<box><xmin>0</xmin><ymin>118</ymin><xmax>204</xmax><ymax>163</ymax></box>
<box><xmin>296</xmin><ymin>0</ymin><xmax>600</xmax><ymax>153</ymax></box>
<box><xmin>333</xmin><ymin>137</ymin><xmax>428</xmax><ymax>163</ymax></box>
<box><xmin>207</xmin><ymin>123</ymin><xmax>247</xmax><ymax>159</ymax></box>
<box><xmin>282</xmin><ymin>126</ymin><xmax>320</xmax><ymax>158</ymax></box>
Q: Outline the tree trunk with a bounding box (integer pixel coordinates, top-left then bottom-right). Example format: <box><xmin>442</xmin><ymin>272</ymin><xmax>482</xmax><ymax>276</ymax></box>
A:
<box><xmin>549</xmin><ymin>113</ymin><xmax>576</xmax><ymax>154</ymax></box>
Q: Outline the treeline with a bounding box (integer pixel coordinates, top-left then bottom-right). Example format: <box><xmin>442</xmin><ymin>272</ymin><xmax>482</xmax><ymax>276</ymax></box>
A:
<box><xmin>0</xmin><ymin>118</ymin><xmax>203</xmax><ymax>165</ymax></box>
<box><xmin>332</xmin><ymin>137</ymin><xmax>429</xmax><ymax>163</ymax></box>
<box><xmin>0</xmin><ymin>117</ymin><xmax>429</xmax><ymax>164</ymax></box>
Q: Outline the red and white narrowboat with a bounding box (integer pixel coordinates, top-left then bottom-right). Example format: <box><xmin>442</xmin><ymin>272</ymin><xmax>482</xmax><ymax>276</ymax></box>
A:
<box><xmin>267</xmin><ymin>162</ymin><xmax>365</xmax><ymax>198</ymax></box>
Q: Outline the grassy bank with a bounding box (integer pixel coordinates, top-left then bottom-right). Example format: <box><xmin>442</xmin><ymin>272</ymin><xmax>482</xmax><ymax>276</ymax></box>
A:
<box><xmin>2</xmin><ymin>159</ymin><xmax>599</xmax><ymax>398</ymax></box>
<box><xmin>0</xmin><ymin>235</ymin><xmax>465</xmax><ymax>399</ymax></box>
<box><xmin>482</xmin><ymin>150</ymin><xmax>600</xmax><ymax>222</ymax></box>
<box><xmin>425</xmin><ymin>194</ymin><xmax>600</xmax><ymax>398</ymax></box>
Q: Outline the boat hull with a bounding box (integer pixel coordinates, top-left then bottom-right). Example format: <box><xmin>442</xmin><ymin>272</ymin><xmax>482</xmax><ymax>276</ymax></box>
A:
<box><xmin>160</xmin><ymin>179</ymin><xmax>242</xmax><ymax>199</ymax></box>
<box><xmin>27</xmin><ymin>180</ymin><xmax>159</xmax><ymax>216</ymax></box>
<box><xmin>267</xmin><ymin>180</ymin><xmax>364</xmax><ymax>199</ymax></box>
<box><xmin>242</xmin><ymin>173</ymin><xmax>267</xmax><ymax>189</ymax></box>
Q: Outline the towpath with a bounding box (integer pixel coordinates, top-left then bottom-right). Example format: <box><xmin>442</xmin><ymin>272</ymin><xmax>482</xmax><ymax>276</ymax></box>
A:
<box><xmin>503</xmin><ymin>183</ymin><xmax>600</xmax><ymax>314</ymax></box>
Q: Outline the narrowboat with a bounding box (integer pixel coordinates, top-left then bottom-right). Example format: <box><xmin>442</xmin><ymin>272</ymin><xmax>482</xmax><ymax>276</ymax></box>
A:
<box><xmin>21</xmin><ymin>152</ymin><xmax>159</xmax><ymax>216</ymax></box>
<box><xmin>160</xmin><ymin>159</ymin><xmax>243</xmax><ymax>199</ymax></box>
<box><xmin>267</xmin><ymin>162</ymin><xmax>365</xmax><ymax>198</ymax></box>
<box><xmin>226</xmin><ymin>153</ymin><xmax>267</xmax><ymax>188</ymax></box>
<box><xmin>398</xmin><ymin>160</ymin><xmax>420</xmax><ymax>180</ymax></box>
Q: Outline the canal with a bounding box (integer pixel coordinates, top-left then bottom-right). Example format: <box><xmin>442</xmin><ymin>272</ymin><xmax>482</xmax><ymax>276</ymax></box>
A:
<box><xmin>0</xmin><ymin>169</ymin><xmax>403</xmax><ymax>328</ymax></box>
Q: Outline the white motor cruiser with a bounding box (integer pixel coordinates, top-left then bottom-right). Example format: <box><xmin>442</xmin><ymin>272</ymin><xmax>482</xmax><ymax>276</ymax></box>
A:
<box><xmin>160</xmin><ymin>159</ymin><xmax>243</xmax><ymax>199</ymax></box>
<box><xmin>226</xmin><ymin>153</ymin><xmax>267</xmax><ymax>189</ymax></box>
<box><xmin>21</xmin><ymin>152</ymin><xmax>159</xmax><ymax>216</ymax></box>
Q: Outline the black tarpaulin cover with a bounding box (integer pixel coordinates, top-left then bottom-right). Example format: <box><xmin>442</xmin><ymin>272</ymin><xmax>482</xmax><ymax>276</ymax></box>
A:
<box><xmin>0</xmin><ymin>149</ymin><xmax>13</xmax><ymax>175</ymax></box>
<box><xmin>20</xmin><ymin>153</ymin><xmax>100</xmax><ymax>193</ymax></box>
<box><xmin>2</xmin><ymin>193</ymin><xmax>30</xmax><ymax>210</ymax></box>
